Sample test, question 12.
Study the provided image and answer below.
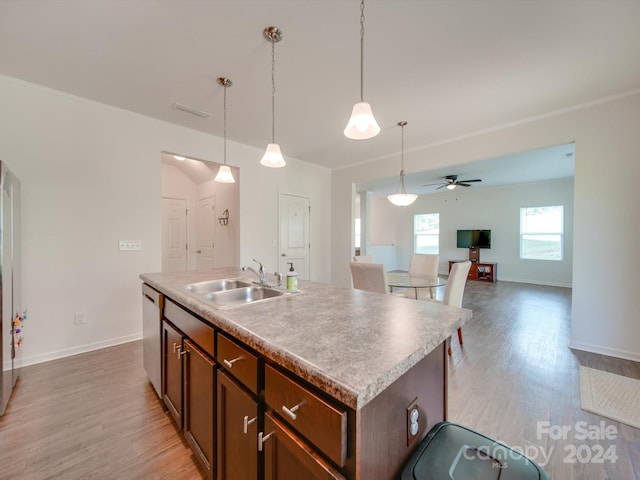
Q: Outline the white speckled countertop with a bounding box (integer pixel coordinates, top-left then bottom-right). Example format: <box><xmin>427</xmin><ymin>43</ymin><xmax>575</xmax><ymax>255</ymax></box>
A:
<box><xmin>140</xmin><ymin>268</ymin><xmax>472</xmax><ymax>410</ymax></box>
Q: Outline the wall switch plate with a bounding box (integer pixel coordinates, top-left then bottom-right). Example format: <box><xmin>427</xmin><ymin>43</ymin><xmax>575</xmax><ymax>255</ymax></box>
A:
<box><xmin>119</xmin><ymin>240</ymin><xmax>142</xmax><ymax>251</ymax></box>
<box><xmin>74</xmin><ymin>312</ymin><xmax>86</xmax><ymax>325</ymax></box>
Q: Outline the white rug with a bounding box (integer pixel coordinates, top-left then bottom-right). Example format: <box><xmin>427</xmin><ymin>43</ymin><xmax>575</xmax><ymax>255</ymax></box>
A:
<box><xmin>580</xmin><ymin>366</ymin><xmax>640</xmax><ymax>429</ymax></box>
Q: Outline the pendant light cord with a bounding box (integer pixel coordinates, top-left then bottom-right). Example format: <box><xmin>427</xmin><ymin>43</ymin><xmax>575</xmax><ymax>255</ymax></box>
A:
<box><xmin>359</xmin><ymin>0</ymin><xmax>365</xmax><ymax>102</ymax></box>
<box><xmin>223</xmin><ymin>84</ymin><xmax>227</xmax><ymax>165</ymax></box>
<box><xmin>271</xmin><ymin>37</ymin><xmax>276</xmax><ymax>143</ymax></box>
<box><xmin>399</xmin><ymin>121</ymin><xmax>407</xmax><ymax>194</ymax></box>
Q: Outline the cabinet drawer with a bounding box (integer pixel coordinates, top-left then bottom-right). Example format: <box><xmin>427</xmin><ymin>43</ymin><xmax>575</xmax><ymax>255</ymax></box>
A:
<box><xmin>265</xmin><ymin>365</ymin><xmax>347</xmax><ymax>467</ymax></box>
<box><xmin>217</xmin><ymin>333</ymin><xmax>259</xmax><ymax>395</ymax></box>
<box><xmin>164</xmin><ymin>298</ymin><xmax>214</xmax><ymax>357</ymax></box>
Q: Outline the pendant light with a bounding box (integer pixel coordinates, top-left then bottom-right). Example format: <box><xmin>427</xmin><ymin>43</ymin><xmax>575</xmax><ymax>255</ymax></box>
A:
<box><xmin>387</xmin><ymin>121</ymin><xmax>417</xmax><ymax>207</ymax></box>
<box><xmin>261</xmin><ymin>26</ymin><xmax>286</xmax><ymax>168</ymax></box>
<box><xmin>214</xmin><ymin>77</ymin><xmax>236</xmax><ymax>183</ymax></box>
<box><xmin>344</xmin><ymin>0</ymin><xmax>380</xmax><ymax>140</ymax></box>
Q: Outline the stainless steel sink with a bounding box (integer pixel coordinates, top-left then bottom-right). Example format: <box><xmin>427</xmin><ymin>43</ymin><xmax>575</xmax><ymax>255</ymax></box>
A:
<box><xmin>184</xmin><ymin>278</ymin><xmax>252</xmax><ymax>294</ymax></box>
<box><xmin>205</xmin><ymin>286</ymin><xmax>285</xmax><ymax>306</ymax></box>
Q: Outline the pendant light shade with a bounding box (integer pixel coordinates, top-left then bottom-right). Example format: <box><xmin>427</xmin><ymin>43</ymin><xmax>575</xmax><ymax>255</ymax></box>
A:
<box><xmin>344</xmin><ymin>0</ymin><xmax>380</xmax><ymax>140</ymax></box>
<box><xmin>261</xmin><ymin>143</ymin><xmax>286</xmax><ymax>168</ymax></box>
<box><xmin>344</xmin><ymin>102</ymin><xmax>380</xmax><ymax>139</ymax></box>
<box><xmin>215</xmin><ymin>77</ymin><xmax>235</xmax><ymax>183</ymax></box>
<box><xmin>261</xmin><ymin>26</ymin><xmax>286</xmax><ymax>168</ymax></box>
<box><xmin>387</xmin><ymin>121</ymin><xmax>417</xmax><ymax>207</ymax></box>
<box><xmin>214</xmin><ymin>165</ymin><xmax>235</xmax><ymax>183</ymax></box>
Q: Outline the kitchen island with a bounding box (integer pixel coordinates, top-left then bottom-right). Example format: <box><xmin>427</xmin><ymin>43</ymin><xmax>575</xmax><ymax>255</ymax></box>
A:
<box><xmin>141</xmin><ymin>267</ymin><xmax>472</xmax><ymax>480</ymax></box>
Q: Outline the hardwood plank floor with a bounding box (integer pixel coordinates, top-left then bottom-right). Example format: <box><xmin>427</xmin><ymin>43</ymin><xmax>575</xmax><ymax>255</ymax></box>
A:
<box><xmin>449</xmin><ymin>280</ymin><xmax>640</xmax><ymax>480</ymax></box>
<box><xmin>0</xmin><ymin>281</ymin><xmax>637</xmax><ymax>479</ymax></box>
<box><xmin>0</xmin><ymin>341</ymin><xmax>206</xmax><ymax>480</ymax></box>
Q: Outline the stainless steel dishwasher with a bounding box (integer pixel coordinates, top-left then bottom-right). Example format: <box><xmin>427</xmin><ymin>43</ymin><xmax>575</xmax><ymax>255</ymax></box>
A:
<box><xmin>142</xmin><ymin>283</ymin><xmax>163</xmax><ymax>398</ymax></box>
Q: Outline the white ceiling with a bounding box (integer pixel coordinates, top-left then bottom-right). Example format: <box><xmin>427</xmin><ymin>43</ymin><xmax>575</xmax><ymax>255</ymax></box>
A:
<box><xmin>1</xmin><ymin>1</ymin><xmax>638</xmax><ymax>179</ymax></box>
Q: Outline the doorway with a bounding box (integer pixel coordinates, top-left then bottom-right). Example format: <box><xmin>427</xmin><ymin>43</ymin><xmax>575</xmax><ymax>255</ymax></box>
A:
<box><xmin>161</xmin><ymin>197</ymin><xmax>187</xmax><ymax>272</ymax></box>
<box><xmin>196</xmin><ymin>195</ymin><xmax>216</xmax><ymax>269</ymax></box>
<box><xmin>160</xmin><ymin>152</ymin><xmax>240</xmax><ymax>271</ymax></box>
<box><xmin>278</xmin><ymin>193</ymin><xmax>310</xmax><ymax>280</ymax></box>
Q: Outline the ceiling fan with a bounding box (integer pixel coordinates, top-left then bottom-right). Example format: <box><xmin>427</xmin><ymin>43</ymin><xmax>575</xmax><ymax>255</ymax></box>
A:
<box><xmin>423</xmin><ymin>174</ymin><xmax>482</xmax><ymax>190</ymax></box>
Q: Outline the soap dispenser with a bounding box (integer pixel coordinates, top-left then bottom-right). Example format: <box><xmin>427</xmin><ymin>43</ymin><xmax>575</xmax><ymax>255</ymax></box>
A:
<box><xmin>286</xmin><ymin>262</ymin><xmax>298</xmax><ymax>292</ymax></box>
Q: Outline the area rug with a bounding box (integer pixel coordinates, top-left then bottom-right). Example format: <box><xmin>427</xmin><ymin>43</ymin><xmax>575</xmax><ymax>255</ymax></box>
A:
<box><xmin>580</xmin><ymin>366</ymin><xmax>640</xmax><ymax>429</ymax></box>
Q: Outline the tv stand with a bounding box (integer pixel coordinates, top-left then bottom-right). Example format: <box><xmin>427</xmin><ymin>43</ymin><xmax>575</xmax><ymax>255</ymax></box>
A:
<box><xmin>449</xmin><ymin>248</ymin><xmax>497</xmax><ymax>282</ymax></box>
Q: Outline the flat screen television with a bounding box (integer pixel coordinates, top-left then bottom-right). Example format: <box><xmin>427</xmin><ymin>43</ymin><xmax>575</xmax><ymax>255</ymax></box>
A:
<box><xmin>457</xmin><ymin>229</ymin><xmax>491</xmax><ymax>249</ymax></box>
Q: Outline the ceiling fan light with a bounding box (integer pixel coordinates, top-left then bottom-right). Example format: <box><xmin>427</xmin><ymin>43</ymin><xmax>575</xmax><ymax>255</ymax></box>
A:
<box><xmin>260</xmin><ymin>143</ymin><xmax>286</xmax><ymax>168</ymax></box>
<box><xmin>446</xmin><ymin>184</ymin><xmax>456</xmax><ymax>190</ymax></box>
<box><xmin>344</xmin><ymin>102</ymin><xmax>381</xmax><ymax>140</ymax></box>
<box><xmin>214</xmin><ymin>165</ymin><xmax>235</xmax><ymax>183</ymax></box>
<box><xmin>387</xmin><ymin>193</ymin><xmax>417</xmax><ymax>207</ymax></box>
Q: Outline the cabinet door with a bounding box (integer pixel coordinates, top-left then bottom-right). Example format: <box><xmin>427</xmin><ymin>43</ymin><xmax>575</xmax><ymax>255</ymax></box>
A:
<box><xmin>183</xmin><ymin>339</ymin><xmax>216</xmax><ymax>478</ymax></box>
<box><xmin>263</xmin><ymin>412</ymin><xmax>345</xmax><ymax>480</ymax></box>
<box><xmin>162</xmin><ymin>320</ymin><xmax>183</xmax><ymax>427</ymax></box>
<box><xmin>217</xmin><ymin>371</ymin><xmax>258</xmax><ymax>480</ymax></box>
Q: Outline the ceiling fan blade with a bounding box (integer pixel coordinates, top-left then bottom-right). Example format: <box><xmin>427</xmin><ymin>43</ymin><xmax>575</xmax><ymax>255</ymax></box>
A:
<box><xmin>458</xmin><ymin>183</ymin><xmax>473</xmax><ymax>187</ymax></box>
<box><xmin>457</xmin><ymin>179</ymin><xmax>482</xmax><ymax>183</ymax></box>
<box><xmin>436</xmin><ymin>184</ymin><xmax>447</xmax><ymax>190</ymax></box>
<box><xmin>422</xmin><ymin>182</ymin><xmax>445</xmax><ymax>187</ymax></box>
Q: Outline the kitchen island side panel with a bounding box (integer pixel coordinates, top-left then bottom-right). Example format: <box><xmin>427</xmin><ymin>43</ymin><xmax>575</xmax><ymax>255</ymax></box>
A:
<box><xmin>356</xmin><ymin>344</ymin><xmax>446</xmax><ymax>480</ymax></box>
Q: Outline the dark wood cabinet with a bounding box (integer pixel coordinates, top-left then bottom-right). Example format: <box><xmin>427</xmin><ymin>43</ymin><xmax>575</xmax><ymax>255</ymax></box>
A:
<box><xmin>262</xmin><ymin>411</ymin><xmax>345</xmax><ymax>480</ymax></box>
<box><xmin>162</xmin><ymin>320</ymin><xmax>183</xmax><ymax>427</ymax></box>
<box><xmin>217</xmin><ymin>371</ymin><xmax>259</xmax><ymax>480</ymax></box>
<box><xmin>183</xmin><ymin>338</ymin><xmax>216</xmax><ymax>478</ymax></box>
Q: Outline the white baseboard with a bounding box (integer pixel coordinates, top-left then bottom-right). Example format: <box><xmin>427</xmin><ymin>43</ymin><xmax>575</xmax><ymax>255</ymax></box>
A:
<box><xmin>498</xmin><ymin>277</ymin><xmax>573</xmax><ymax>288</ymax></box>
<box><xmin>569</xmin><ymin>340</ymin><xmax>640</xmax><ymax>362</ymax></box>
<box><xmin>17</xmin><ymin>333</ymin><xmax>143</xmax><ymax>368</ymax></box>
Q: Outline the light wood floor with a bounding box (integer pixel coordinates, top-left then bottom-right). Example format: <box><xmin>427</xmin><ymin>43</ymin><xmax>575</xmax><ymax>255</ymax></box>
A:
<box><xmin>0</xmin><ymin>281</ymin><xmax>638</xmax><ymax>479</ymax></box>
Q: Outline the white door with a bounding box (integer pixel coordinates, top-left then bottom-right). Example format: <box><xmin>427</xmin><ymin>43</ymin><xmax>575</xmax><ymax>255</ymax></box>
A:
<box><xmin>161</xmin><ymin>198</ymin><xmax>187</xmax><ymax>272</ymax></box>
<box><xmin>278</xmin><ymin>194</ymin><xmax>310</xmax><ymax>280</ymax></box>
<box><xmin>197</xmin><ymin>196</ymin><xmax>216</xmax><ymax>270</ymax></box>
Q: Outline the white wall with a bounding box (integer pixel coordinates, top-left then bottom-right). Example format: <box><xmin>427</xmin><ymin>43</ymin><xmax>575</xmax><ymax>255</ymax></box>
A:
<box><xmin>0</xmin><ymin>74</ymin><xmax>331</xmax><ymax>366</ymax></box>
<box><xmin>368</xmin><ymin>178</ymin><xmax>574</xmax><ymax>286</ymax></box>
<box><xmin>332</xmin><ymin>91</ymin><xmax>640</xmax><ymax>361</ymax></box>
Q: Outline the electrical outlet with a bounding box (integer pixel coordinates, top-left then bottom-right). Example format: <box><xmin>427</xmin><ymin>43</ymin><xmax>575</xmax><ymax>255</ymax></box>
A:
<box><xmin>74</xmin><ymin>311</ymin><xmax>86</xmax><ymax>325</ymax></box>
<box><xmin>406</xmin><ymin>397</ymin><xmax>423</xmax><ymax>446</ymax></box>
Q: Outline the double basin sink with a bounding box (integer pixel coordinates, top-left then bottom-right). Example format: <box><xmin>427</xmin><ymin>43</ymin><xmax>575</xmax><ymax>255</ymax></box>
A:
<box><xmin>183</xmin><ymin>278</ymin><xmax>291</xmax><ymax>307</ymax></box>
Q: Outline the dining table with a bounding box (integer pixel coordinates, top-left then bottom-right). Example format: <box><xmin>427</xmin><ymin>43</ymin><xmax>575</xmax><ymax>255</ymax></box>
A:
<box><xmin>386</xmin><ymin>271</ymin><xmax>447</xmax><ymax>299</ymax></box>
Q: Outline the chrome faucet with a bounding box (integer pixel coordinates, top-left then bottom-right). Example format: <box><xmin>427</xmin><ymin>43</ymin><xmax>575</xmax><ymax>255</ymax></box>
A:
<box><xmin>242</xmin><ymin>258</ymin><xmax>267</xmax><ymax>285</ymax></box>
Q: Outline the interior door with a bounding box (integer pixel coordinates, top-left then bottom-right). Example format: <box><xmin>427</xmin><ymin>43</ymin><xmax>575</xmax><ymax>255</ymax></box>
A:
<box><xmin>278</xmin><ymin>194</ymin><xmax>310</xmax><ymax>280</ymax></box>
<box><xmin>161</xmin><ymin>197</ymin><xmax>187</xmax><ymax>272</ymax></box>
<box><xmin>197</xmin><ymin>196</ymin><xmax>216</xmax><ymax>270</ymax></box>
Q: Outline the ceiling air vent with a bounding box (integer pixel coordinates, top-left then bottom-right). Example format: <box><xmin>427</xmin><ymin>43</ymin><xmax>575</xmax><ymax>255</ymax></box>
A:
<box><xmin>173</xmin><ymin>102</ymin><xmax>212</xmax><ymax>118</ymax></box>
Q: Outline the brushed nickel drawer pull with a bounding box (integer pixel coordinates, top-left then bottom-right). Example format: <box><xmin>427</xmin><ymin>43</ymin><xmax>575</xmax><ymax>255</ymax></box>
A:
<box><xmin>179</xmin><ymin>349</ymin><xmax>188</xmax><ymax>357</ymax></box>
<box><xmin>281</xmin><ymin>401</ymin><xmax>304</xmax><ymax>421</ymax></box>
<box><xmin>243</xmin><ymin>415</ymin><xmax>257</xmax><ymax>434</ymax></box>
<box><xmin>173</xmin><ymin>343</ymin><xmax>180</xmax><ymax>353</ymax></box>
<box><xmin>258</xmin><ymin>431</ymin><xmax>275</xmax><ymax>451</ymax></box>
<box><xmin>223</xmin><ymin>356</ymin><xmax>243</xmax><ymax>369</ymax></box>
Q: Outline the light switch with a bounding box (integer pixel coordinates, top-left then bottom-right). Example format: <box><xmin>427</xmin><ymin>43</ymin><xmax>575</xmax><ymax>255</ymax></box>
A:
<box><xmin>119</xmin><ymin>240</ymin><xmax>142</xmax><ymax>251</ymax></box>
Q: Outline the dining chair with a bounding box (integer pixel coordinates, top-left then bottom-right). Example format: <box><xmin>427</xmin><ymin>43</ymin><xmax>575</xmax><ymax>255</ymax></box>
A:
<box><xmin>424</xmin><ymin>260</ymin><xmax>472</xmax><ymax>355</ymax></box>
<box><xmin>350</xmin><ymin>262</ymin><xmax>388</xmax><ymax>294</ymax></box>
<box><xmin>407</xmin><ymin>254</ymin><xmax>439</xmax><ymax>300</ymax></box>
<box><xmin>352</xmin><ymin>255</ymin><xmax>373</xmax><ymax>263</ymax></box>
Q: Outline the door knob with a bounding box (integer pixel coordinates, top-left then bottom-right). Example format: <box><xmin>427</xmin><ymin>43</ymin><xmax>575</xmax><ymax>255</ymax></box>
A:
<box><xmin>196</xmin><ymin>250</ymin><xmax>202</xmax><ymax>253</ymax></box>
<box><xmin>281</xmin><ymin>253</ymin><xmax>286</xmax><ymax>257</ymax></box>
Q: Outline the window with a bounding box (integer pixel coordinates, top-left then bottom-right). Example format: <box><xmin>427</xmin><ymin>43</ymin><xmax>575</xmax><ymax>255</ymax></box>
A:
<box><xmin>520</xmin><ymin>206</ymin><xmax>563</xmax><ymax>260</ymax></box>
<box><xmin>354</xmin><ymin>218</ymin><xmax>361</xmax><ymax>249</ymax></box>
<box><xmin>414</xmin><ymin>213</ymin><xmax>439</xmax><ymax>254</ymax></box>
